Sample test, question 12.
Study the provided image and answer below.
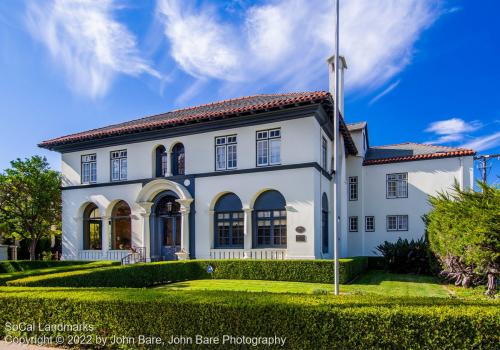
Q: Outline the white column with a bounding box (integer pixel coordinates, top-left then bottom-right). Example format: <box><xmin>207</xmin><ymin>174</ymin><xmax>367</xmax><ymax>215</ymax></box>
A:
<box><xmin>165</xmin><ymin>151</ymin><xmax>172</xmax><ymax>177</ymax></box>
<box><xmin>176</xmin><ymin>198</ymin><xmax>193</xmax><ymax>258</ymax></box>
<box><xmin>208</xmin><ymin>210</ymin><xmax>215</xmax><ymax>249</ymax></box>
<box><xmin>102</xmin><ymin>215</ymin><xmax>111</xmax><ymax>259</ymax></box>
<box><xmin>138</xmin><ymin>202</ymin><xmax>153</xmax><ymax>261</ymax></box>
<box><xmin>242</xmin><ymin>207</ymin><xmax>253</xmax><ymax>257</ymax></box>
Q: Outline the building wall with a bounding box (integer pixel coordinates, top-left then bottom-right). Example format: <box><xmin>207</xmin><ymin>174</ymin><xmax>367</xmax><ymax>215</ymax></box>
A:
<box><xmin>60</xmin><ymin>115</ymin><xmax>334</xmax><ymax>260</ymax></box>
<box><xmin>61</xmin><ymin>116</ymin><xmax>327</xmax><ymax>187</ymax></box>
<box><xmin>346</xmin><ymin>155</ymin><xmax>474</xmax><ymax>256</ymax></box>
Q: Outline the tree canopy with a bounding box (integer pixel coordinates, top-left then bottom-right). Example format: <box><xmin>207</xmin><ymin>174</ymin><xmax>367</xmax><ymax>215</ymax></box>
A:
<box><xmin>0</xmin><ymin>156</ymin><xmax>61</xmax><ymax>260</ymax></box>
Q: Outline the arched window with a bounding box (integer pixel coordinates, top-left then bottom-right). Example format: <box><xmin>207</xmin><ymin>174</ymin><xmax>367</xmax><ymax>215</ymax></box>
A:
<box><xmin>322</xmin><ymin>193</ymin><xmax>329</xmax><ymax>254</ymax></box>
<box><xmin>253</xmin><ymin>190</ymin><xmax>287</xmax><ymax>248</ymax></box>
<box><xmin>171</xmin><ymin>143</ymin><xmax>185</xmax><ymax>176</ymax></box>
<box><xmin>214</xmin><ymin>193</ymin><xmax>244</xmax><ymax>248</ymax></box>
<box><xmin>155</xmin><ymin>145</ymin><xmax>168</xmax><ymax>177</ymax></box>
<box><xmin>111</xmin><ymin>201</ymin><xmax>131</xmax><ymax>250</ymax></box>
<box><xmin>83</xmin><ymin>203</ymin><xmax>102</xmax><ymax>250</ymax></box>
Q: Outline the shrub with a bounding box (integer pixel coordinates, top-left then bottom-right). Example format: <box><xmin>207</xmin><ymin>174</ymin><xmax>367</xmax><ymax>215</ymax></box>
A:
<box><xmin>0</xmin><ymin>261</ymin><xmax>119</xmax><ymax>286</ymax></box>
<box><xmin>7</xmin><ymin>258</ymin><xmax>368</xmax><ymax>288</ymax></box>
<box><xmin>426</xmin><ymin>182</ymin><xmax>500</xmax><ymax>296</ymax></box>
<box><xmin>0</xmin><ymin>288</ymin><xmax>497</xmax><ymax>349</ymax></box>
<box><xmin>0</xmin><ymin>260</ymin><xmax>93</xmax><ymax>274</ymax></box>
<box><xmin>375</xmin><ymin>237</ymin><xmax>431</xmax><ymax>274</ymax></box>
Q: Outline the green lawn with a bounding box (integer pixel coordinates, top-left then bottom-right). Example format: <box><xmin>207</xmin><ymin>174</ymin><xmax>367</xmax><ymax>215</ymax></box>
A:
<box><xmin>155</xmin><ymin>271</ymin><xmax>450</xmax><ymax>298</ymax></box>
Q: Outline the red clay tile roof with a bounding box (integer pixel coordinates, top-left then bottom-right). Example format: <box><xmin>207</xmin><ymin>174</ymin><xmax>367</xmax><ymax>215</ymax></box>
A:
<box><xmin>363</xmin><ymin>142</ymin><xmax>475</xmax><ymax>165</ymax></box>
<box><xmin>40</xmin><ymin>91</ymin><xmax>347</xmax><ymax>150</ymax></box>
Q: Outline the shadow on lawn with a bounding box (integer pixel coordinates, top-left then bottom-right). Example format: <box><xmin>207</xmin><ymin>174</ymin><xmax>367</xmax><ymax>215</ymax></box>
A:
<box><xmin>350</xmin><ymin>270</ymin><xmax>438</xmax><ymax>286</ymax></box>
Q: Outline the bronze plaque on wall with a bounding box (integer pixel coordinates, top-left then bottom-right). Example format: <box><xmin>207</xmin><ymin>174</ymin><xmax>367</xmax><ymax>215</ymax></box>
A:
<box><xmin>296</xmin><ymin>235</ymin><xmax>306</xmax><ymax>242</ymax></box>
<box><xmin>295</xmin><ymin>226</ymin><xmax>306</xmax><ymax>233</ymax></box>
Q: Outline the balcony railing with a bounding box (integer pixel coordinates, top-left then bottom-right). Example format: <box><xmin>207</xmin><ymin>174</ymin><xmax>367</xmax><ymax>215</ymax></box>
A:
<box><xmin>209</xmin><ymin>249</ymin><xmax>286</xmax><ymax>260</ymax></box>
<box><xmin>78</xmin><ymin>250</ymin><xmax>130</xmax><ymax>261</ymax></box>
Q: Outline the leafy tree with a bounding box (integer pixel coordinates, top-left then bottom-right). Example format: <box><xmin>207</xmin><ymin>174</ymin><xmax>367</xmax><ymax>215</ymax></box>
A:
<box><xmin>426</xmin><ymin>182</ymin><xmax>500</xmax><ymax>296</ymax></box>
<box><xmin>0</xmin><ymin>156</ymin><xmax>61</xmax><ymax>260</ymax></box>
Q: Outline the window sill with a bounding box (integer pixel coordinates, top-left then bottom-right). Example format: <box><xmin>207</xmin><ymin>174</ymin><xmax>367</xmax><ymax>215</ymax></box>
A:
<box><xmin>256</xmin><ymin>163</ymin><xmax>282</xmax><ymax>168</ymax></box>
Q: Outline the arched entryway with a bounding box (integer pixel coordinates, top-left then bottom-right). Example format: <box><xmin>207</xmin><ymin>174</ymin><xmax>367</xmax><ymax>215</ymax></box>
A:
<box><xmin>151</xmin><ymin>192</ymin><xmax>182</xmax><ymax>260</ymax></box>
<box><xmin>136</xmin><ymin>179</ymin><xmax>193</xmax><ymax>261</ymax></box>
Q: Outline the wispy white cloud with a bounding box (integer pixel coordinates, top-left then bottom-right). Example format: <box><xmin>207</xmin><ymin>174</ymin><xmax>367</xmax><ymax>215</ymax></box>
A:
<box><xmin>369</xmin><ymin>80</ymin><xmax>401</xmax><ymax>105</ymax></box>
<box><xmin>426</xmin><ymin>118</ymin><xmax>482</xmax><ymax>136</ymax></box>
<box><xmin>461</xmin><ymin>132</ymin><xmax>500</xmax><ymax>152</ymax></box>
<box><xmin>425</xmin><ymin>118</ymin><xmax>500</xmax><ymax>152</ymax></box>
<box><xmin>156</xmin><ymin>0</ymin><xmax>440</xmax><ymax>98</ymax></box>
<box><xmin>26</xmin><ymin>0</ymin><xmax>159</xmax><ymax>98</ymax></box>
<box><xmin>157</xmin><ymin>0</ymin><xmax>242</xmax><ymax>81</ymax></box>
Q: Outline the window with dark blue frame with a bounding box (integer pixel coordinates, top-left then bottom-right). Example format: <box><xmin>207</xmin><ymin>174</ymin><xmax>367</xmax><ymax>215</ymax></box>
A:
<box><xmin>171</xmin><ymin>143</ymin><xmax>185</xmax><ymax>175</ymax></box>
<box><xmin>110</xmin><ymin>150</ymin><xmax>127</xmax><ymax>182</ymax></box>
<box><xmin>214</xmin><ymin>193</ymin><xmax>244</xmax><ymax>248</ymax></box>
<box><xmin>81</xmin><ymin>154</ymin><xmax>96</xmax><ymax>184</ymax></box>
<box><xmin>155</xmin><ymin>145</ymin><xmax>168</xmax><ymax>177</ymax></box>
<box><xmin>322</xmin><ymin>193</ymin><xmax>329</xmax><ymax>253</ymax></box>
<box><xmin>322</xmin><ymin>137</ymin><xmax>328</xmax><ymax>170</ymax></box>
<box><xmin>253</xmin><ymin>190</ymin><xmax>287</xmax><ymax>248</ymax></box>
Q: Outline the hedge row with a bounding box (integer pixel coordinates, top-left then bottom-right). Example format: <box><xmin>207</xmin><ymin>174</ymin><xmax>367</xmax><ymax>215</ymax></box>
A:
<box><xmin>7</xmin><ymin>258</ymin><xmax>368</xmax><ymax>288</ymax></box>
<box><xmin>0</xmin><ymin>288</ymin><xmax>498</xmax><ymax>349</ymax></box>
<box><xmin>0</xmin><ymin>261</ymin><xmax>120</xmax><ymax>286</ymax></box>
<box><xmin>0</xmin><ymin>260</ymin><xmax>94</xmax><ymax>274</ymax></box>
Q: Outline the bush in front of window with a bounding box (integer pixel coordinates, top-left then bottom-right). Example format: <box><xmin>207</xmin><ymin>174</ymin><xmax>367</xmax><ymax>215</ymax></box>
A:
<box><xmin>7</xmin><ymin>258</ymin><xmax>369</xmax><ymax>287</ymax></box>
<box><xmin>0</xmin><ymin>288</ymin><xmax>497</xmax><ymax>349</ymax></box>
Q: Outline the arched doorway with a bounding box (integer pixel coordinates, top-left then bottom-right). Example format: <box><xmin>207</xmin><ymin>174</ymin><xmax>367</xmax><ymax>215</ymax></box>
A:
<box><xmin>110</xmin><ymin>200</ymin><xmax>131</xmax><ymax>250</ymax></box>
<box><xmin>83</xmin><ymin>203</ymin><xmax>102</xmax><ymax>250</ymax></box>
<box><xmin>152</xmin><ymin>192</ymin><xmax>181</xmax><ymax>260</ymax></box>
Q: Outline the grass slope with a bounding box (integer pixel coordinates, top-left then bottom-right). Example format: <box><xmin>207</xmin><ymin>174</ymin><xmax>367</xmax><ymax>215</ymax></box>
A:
<box><xmin>156</xmin><ymin>271</ymin><xmax>450</xmax><ymax>298</ymax></box>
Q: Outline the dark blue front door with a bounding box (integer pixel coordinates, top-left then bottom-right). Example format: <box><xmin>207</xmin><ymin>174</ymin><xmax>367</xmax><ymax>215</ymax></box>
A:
<box><xmin>160</xmin><ymin>216</ymin><xmax>181</xmax><ymax>260</ymax></box>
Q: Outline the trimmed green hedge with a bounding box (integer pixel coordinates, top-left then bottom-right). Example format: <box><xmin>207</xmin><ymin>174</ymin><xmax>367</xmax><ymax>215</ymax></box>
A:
<box><xmin>7</xmin><ymin>258</ymin><xmax>367</xmax><ymax>288</ymax></box>
<box><xmin>0</xmin><ymin>287</ymin><xmax>498</xmax><ymax>349</ymax></box>
<box><xmin>0</xmin><ymin>261</ymin><xmax>120</xmax><ymax>286</ymax></box>
<box><xmin>0</xmin><ymin>260</ymin><xmax>93</xmax><ymax>273</ymax></box>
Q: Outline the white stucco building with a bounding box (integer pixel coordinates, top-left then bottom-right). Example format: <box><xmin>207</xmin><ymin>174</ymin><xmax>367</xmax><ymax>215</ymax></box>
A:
<box><xmin>39</xmin><ymin>58</ymin><xmax>475</xmax><ymax>262</ymax></box>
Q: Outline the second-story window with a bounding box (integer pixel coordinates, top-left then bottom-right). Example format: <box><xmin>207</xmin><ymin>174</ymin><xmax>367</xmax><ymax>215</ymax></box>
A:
<box><xmin>349</xmin><ymin>176</ymin><xmax>358</xmax><ymax>201</ymax></box>
<box><xmin>387</xmin><ymin>173</ymin><xmax>408</xmax><ymax>198</ymax></box>
<box><xmin>81</xmin><ymin>154</ymin><xmax>96</xmax><ymax>184</ymax></box>
<box><xmin>322</xmin><ymin>137</ymin><xmax>328</xmax><ymax>170</ymax></box>
<box><xmin>215</xmin><ymin>135</ymin><xmax>237</xmax><ymax>171</ymax></box>
<box><xmin>111</xmin><ymin>150</ymin><xmax>127</xmax><ymax>182</ymax></box>
<box><xmin>257</xmin><ymin>128</ymin><xmax>281</xmax><ymax>166</ymax></box>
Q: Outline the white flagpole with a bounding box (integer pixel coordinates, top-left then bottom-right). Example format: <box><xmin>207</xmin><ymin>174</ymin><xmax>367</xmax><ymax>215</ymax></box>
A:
<box><xmin>333</xmin><ymin>0</ymin><xmax>340</xmax><ymax>296</ymax></box>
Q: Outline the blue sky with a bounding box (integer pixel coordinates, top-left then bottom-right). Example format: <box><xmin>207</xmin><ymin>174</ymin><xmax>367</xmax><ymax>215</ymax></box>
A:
<box><xmin>0</xmin><ymin>0</ymin><xmax>499</xmax><ymax>183</ymax></box>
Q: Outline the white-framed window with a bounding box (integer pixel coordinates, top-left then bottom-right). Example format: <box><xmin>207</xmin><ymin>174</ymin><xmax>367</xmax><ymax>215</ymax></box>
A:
<box><xmin>215</xmin><ymin>135</ymin><xmax>237</xmax><ymax>171</ymax></box>
<box><xmin>349</xmin><ymin>176</ymin><xmax>358</xmax><ymax>201</ymax></box>
<box><xmin>365</xmin><ymin>216</ymin><xmax>375</xmax><ymax>232</ymax></box>
<box><xmin>111</xmin><ymin>150</ymin><xmax>127</xmax><ymax>182</ymax></box>
<box><xmin>257</xmin><ymin>128</ymin><xmax>281</xmax><ymax>166</ymax></box>
<box><xmin>81</xmin><ymin>154</ymin><xmax>97</xmax><ymax>184</ymax></box>
<box><xmin>349</xmin><ymin>216</ymin><xmax>358</xmax><ymax>232</ymax></box>
<box><xmin>387</xmin><ymin>215</ymin><xmax>408</xmax><ymax>231</ymax></box>
<box><xmin>321</xmin><ymin>137</ymin><xmax>328</xmax><ymax>170</ymax></box>
<box><xmin>387</xmin><ymin>173</ymin><xmax>408</xmax><ymax>198</ymax></box>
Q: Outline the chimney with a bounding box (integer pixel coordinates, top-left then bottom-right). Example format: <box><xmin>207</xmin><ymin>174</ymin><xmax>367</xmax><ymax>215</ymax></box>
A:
<box><xmin>326</xmin><ymin>55</ymin><xmax>347</xmax><ymax>116</ymax></box>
